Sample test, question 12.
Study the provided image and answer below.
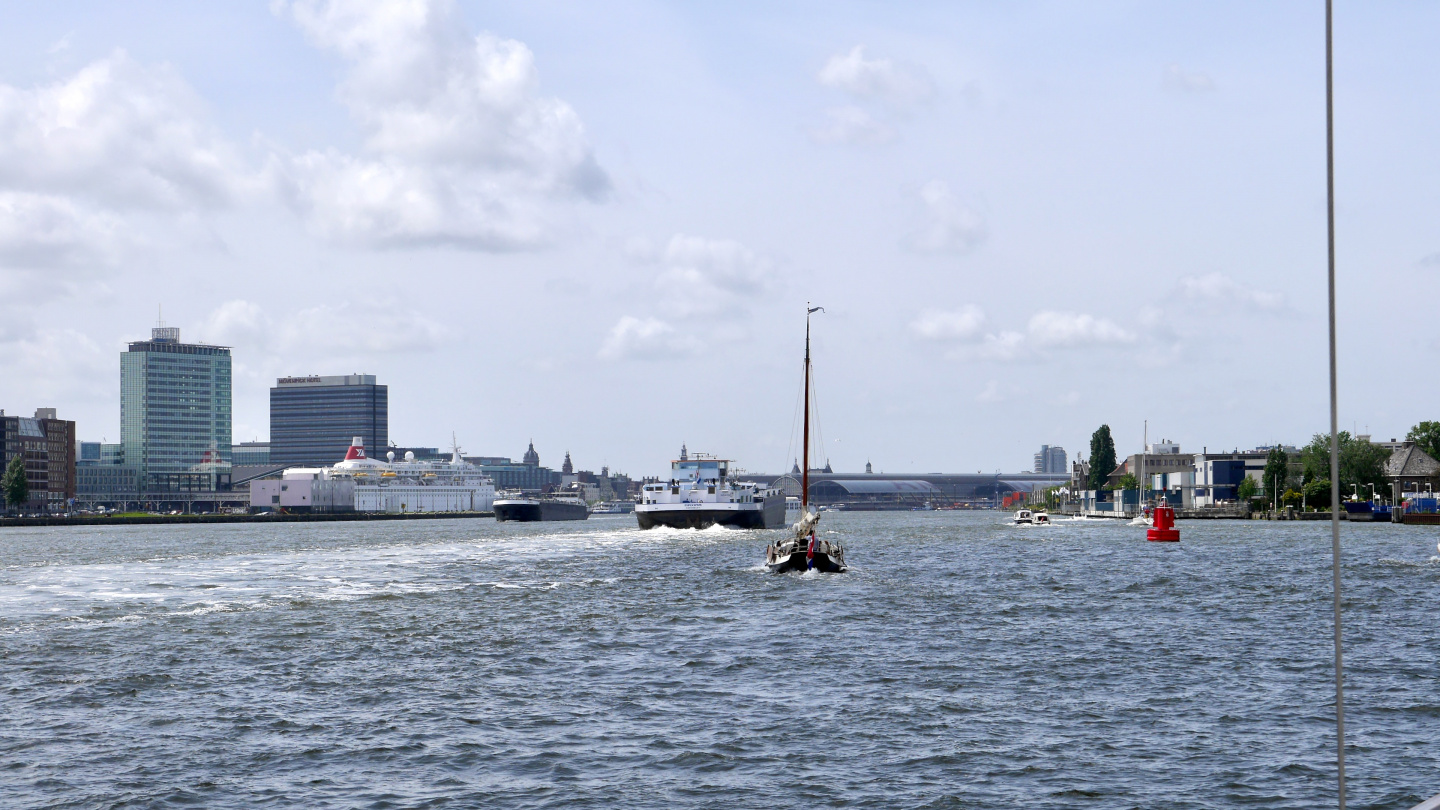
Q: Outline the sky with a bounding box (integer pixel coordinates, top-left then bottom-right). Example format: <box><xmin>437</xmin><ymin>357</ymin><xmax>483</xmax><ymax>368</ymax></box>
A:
<box><xmin>0</xmin><ymin>0</ymin><xmax>1436</xmax><ymax>479</ymax></box>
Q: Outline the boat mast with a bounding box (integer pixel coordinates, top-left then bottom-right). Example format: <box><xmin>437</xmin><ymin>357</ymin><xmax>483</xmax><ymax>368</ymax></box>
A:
<box><xmin>802</xmin><ymin>306</ymin><xmax>812</xmax><ymax>513</ymax></box>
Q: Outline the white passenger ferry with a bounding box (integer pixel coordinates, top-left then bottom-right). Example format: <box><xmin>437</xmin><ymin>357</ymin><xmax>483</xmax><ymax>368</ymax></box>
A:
<box><xmin>635</xmin><ymin>450</ymin><xmax>787</xmax><ymax>530</ymax></box>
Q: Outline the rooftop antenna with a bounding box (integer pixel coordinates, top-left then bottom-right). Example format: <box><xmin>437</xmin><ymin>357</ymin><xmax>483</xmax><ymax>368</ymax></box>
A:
<box><xmin>156</xmin><ymin>304</ymin><xmax>165</xmax><ymax>328</ymax></box>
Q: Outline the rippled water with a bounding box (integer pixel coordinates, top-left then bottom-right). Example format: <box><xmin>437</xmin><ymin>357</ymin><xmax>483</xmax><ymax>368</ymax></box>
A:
<box><xmin>2</xmin><ymin>512</ymin><xmax>1439</xmax><ymax>808</ymax></box>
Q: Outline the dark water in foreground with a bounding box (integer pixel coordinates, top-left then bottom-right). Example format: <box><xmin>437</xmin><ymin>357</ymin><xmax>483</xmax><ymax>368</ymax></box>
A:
<box><xmin>2</xmin><ymin>512</ymin><xmax>1438</xmax><ymax>809</ymax></box>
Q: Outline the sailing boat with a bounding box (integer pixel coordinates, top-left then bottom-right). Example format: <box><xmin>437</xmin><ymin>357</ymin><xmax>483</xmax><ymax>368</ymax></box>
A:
<box><xmin>765</xmin><ymin>305</ymin><xmax>847</xmax><ymax>573</ymax></box>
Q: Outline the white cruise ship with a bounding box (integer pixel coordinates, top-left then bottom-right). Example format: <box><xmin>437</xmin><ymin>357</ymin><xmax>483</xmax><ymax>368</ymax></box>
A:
<box><xmin>255</xmin><ymin>437</ymin><xmax>495</xmax><ymax>514</ymax></box>
<box><xmin>343</xmin><ymin>439</ymin><xmax>494</xmax><ymax>513</ymax></box>
<box><xmin>635</xmin><ymin>449</ymin><xmax>787</xmax><ymax>529</ymax></box>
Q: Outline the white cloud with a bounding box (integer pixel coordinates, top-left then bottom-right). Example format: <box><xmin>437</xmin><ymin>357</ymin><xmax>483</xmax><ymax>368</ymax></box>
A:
<box><xmin>0</xmin><ymin>51</ymin><xmax>251</xmax><ymax>211</ymax></box>
<box><xmin>976</xmin><ymin>380</ymin><xmax>1002</xmax><ymax>403</ymax></box>
<box><xmin>909</xmin><ymin>180</ymin><xmax>985</xmax><ymax>254</ymax></box>
<box><xmin>655</xmin><ymin>233</ymin><xmax>774</xmax><ymax>317</ymax></box>
<box><xmin>1418</xmin><ymin>253</ymin><xmax>1440</xmax><ymax>268</ymax></box>
<box><xmin>0</xmin><ymin>329</ymin><xmax>110</xmax><ymax>406</ymax></box>
<box><xmin>809</xmin><ymin>106</ymin><xmax>894</xmax><ymax>146</ymax></box>
<box><xmin>818</xmin><ymin>46</ymin><xmax>933</xmax><ymax>109</ymax></box>
<box><xmin>914</xmin><ymin>307</ymin><xmax>1135</xmax><ymax>360</ymax></box>
<box><xmin>1027</xmin><ymin>311</ymin><xmax>1135</xmax><ymax>347</ymax></box>
<box><xmin>978</xmin><ymin>330</ymin><xmax>1027</xmax><ymax>360</ymax></box>
<box><xmin>47</xmin><ymin>33</ymin><xmax>74</xmax><ymax>55</ymax></box>
<box><xmin>622</xmin><ymin>234</ymin><xmax>660</xmax><ymax>263</ymax></box>
<box><xmin>598</xmin><ymin>316</ymin><xmax>700</xmax><ymax>361</ymax></box>
<box><xmin>0</xmin><ymin>51</ymin><xmax>255</xmax><ymax>280</ymax></box>
<box><xmin>275</xmin><ymin>0</ymin><xmax>608</xmax><ymax>249</ymax></box>
<box><xmin>911</xmin><ymin>306</ymin><xmax>986</xmax><ymax>341</ymax></box>
<box><xmin>1163</xmin><ymin>65</ymin><xmax>1215</xmax><ymax>94</ymax></box>
<box><xmin>201</xmin><ymin>298</ymin><xmax>449</xmax><ymax>359</ymax></box>
<box><xmin>1177</xmin><ymin>273</ymin><xmax>1285</xmax><ymax>311</ymax></box>
<box><xmin>0</xmin><ymin>192</ymin><xmax>124</xmax><ymax>268</ymax></box>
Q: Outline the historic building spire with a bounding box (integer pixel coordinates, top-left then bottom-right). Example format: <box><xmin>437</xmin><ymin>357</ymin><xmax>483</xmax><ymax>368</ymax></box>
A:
<box><xmin>522</xmin><ymin>440</ymin><xmax>539</xmax><ymax>466</ymax></box>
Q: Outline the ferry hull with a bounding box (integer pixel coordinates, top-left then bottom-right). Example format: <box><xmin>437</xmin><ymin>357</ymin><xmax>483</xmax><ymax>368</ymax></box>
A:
<box><xmin>494</xmin><ymin>501</ymin><xmax>589</xmax><ymax>522</ymax></box>
<box><xmin>636</xmin><ymin>497</ymin><xmax>785</xmax><ymax>530</ymax></box>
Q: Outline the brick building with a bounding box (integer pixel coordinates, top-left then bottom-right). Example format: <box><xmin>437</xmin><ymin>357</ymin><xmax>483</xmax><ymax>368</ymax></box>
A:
<box><xmin>0</xmin><ymin>408</ymin><xmax>77</xmax><ymax>512</ymax></box>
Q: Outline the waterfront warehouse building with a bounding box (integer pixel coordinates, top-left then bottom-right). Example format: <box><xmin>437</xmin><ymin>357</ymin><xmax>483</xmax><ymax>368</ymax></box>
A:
<box><xmin>0</xmin><ymin>408</ymin><xmax>76</xmax><ymax>513</ymax></box>
<box><xmin>270</xmin><ymin>375</ymin><xmax>387</xmax><ymax>467</ymax></box>
<box><xmin>122</xmin><ymin>326</ymin><xmax>233</xmax><ymax>494</ymax></box>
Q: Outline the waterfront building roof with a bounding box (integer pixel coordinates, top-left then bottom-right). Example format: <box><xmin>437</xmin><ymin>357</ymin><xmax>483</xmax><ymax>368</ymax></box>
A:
<box><xmin>1385</xmin><ymin>443</ymin><xmax>1440</xmax><ymax>479</ymax></box>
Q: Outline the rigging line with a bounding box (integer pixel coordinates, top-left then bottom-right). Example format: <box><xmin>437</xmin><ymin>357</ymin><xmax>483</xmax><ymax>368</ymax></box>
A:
<box><xmin>785</xmin><ymin>354</ymin><xmax>806</xmax><ymax>476</ymax></box>
<box><xmin>809</xmin><ymin>361</ymin><xmax>826</xmax><ymax>468</ymax></box>
<box><xmin>1325</xmin><ymin>0</ymin><xmax>1347</xmax><ymax>806</ymax></box>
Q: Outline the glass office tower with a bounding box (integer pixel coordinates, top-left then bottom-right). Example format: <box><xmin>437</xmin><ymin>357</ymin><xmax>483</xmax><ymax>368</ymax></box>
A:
<box><xmin>121</xmin><ymin>326</ymin><xmax>232</xmax><ymax>493</ymax></box>
<box><xmin>269</xmin><ymin>375</ymin><xmax>388</xmax><ymax>466</ymax></box>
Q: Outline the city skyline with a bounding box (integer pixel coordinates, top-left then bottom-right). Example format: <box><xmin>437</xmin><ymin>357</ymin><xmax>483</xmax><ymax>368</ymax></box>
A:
<box><xmin>0</xmin><ymin>2</ymin><xmax>1437</xmax><ymax>475</ymax></box>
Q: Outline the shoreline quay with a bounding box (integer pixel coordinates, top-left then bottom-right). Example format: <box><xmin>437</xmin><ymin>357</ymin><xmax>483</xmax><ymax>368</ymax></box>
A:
<box><xmin>0</xmin><ymin>511</ymin><xmax>495</xmax><ymax>528</ymax></box>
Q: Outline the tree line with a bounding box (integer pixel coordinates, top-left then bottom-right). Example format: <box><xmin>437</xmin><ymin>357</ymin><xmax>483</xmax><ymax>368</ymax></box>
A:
<box><xmin>1079</xmin><ymin>421</ymin><xmax>1440</xmax><ymax>507</ymax></box>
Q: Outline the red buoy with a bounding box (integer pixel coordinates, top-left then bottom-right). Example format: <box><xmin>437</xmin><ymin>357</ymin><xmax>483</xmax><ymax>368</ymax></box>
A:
<box><xmin>1147</xmin><ymin>503</ymin><xmax>1179</xmax><ymax>542</ymax></box>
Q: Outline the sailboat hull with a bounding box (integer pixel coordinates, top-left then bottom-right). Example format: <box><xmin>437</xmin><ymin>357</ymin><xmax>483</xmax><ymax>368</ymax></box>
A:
<box><xmin>765</xmin><ymin>550</ymin><xmax>846</xmax><ymax>574</ymax></box>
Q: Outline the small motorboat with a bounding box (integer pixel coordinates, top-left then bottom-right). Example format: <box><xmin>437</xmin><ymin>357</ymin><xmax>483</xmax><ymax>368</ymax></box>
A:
<box><xmin>1014</xmin><ymin>509</ymin><xmax>1035</xmax><ymax>525</ymax></box>
<box><xmin>1034</xmin><ymin>512</ymin><xmax>1051</xmax><ymax>525</ymax></box>
<box><xmin>1129</xmin><ymin>504</ymin><xmax>1153</xmax><ymax>526</ymax></box>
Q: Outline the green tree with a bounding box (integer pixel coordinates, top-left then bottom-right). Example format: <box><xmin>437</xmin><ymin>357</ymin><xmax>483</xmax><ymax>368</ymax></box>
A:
<box><xmin>1301</xmin><ymin>432</ymin><xmax>1389</xmax><ymax>496</ymax></box>
<box><xmin>1088</xmin><ymin>424</ymin><xmax>1117</xmax><ymax>491</ymax></box>
<box><xmin>1282</xmin><ymin>488</ymin><xmax>1304</xmax><ymax>508</ymax></box>
<box><xmin>1300</xmin><ymin>433</ymin><xmax>1333</xmax><ymax>484</ymax></box>
<box><xmin>1237</xmin><ymin>476</ymin><xmax>1258</xmax><ymax>501</ymax></box>
<box><xmin>1263</xmin><ymin>446</ymin><xmax>1290</xmax><ymax>496</ymax></box>
<box><xmin>1303</xmin><ymin>478</ymin><xmax>1332</xmax><ymax>510</ymax></box>
<box><xmin>1406</xmin><ymin>421</ymin><xmax>1440</xmax><ymax>461</ymax></box>
<box><xmin>2</xmin><ymin>454</ymin><xmax>28</xmax><ymax>512</ymax></box>
<box><xmin>1116</xmin><ymin>472</ymin><xmax>1139</xmax><ymax>491</ymax></box>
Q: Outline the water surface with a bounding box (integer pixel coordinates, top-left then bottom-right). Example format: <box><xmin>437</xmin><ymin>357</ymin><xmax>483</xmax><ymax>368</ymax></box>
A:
<box><xmin>2</xmin><ymin>512</ymin><xmax>1437</xmax><ymax>808</ymax></box>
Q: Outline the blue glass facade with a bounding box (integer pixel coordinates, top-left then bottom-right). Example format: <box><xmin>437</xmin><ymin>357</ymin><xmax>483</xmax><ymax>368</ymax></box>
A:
<box><xmin>270</xmin><ymin>375</ymin><xmax>387</xmax><ymax>467</ymax></box>
<box><xmin>121</xmin><ymin>328</ymin><xmax>232</xmax><ymax>494</ymax></box>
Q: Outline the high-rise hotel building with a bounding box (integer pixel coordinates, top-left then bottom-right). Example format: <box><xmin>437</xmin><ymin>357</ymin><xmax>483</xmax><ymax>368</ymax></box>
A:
<box><xmin>270</xmin><ymin>375</ymin><xmax>387</xmax><ymax>467</ymax></box>
<box><xmin>121</xmin><ymin>326</ymin><xmax>232</xmax><ymax>493</ymax></box>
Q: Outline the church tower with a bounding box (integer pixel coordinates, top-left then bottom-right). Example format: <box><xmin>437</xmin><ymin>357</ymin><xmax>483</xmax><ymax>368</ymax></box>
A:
<box><xmin>562</xmin><ymin>451</ymin><xmax>573</xmax><ymax>474</ymax></box>
<box><xmin>522</xmin><ymin>440</ymin><xmax>539</xmax><ymax>466</ymax></box>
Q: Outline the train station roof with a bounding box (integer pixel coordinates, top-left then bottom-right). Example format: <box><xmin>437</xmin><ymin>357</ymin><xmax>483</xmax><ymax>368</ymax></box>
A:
<box><xmin>812</xmin><ymin>479</ymin><xmax>940</xmax><ymax>494</ymax></box>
